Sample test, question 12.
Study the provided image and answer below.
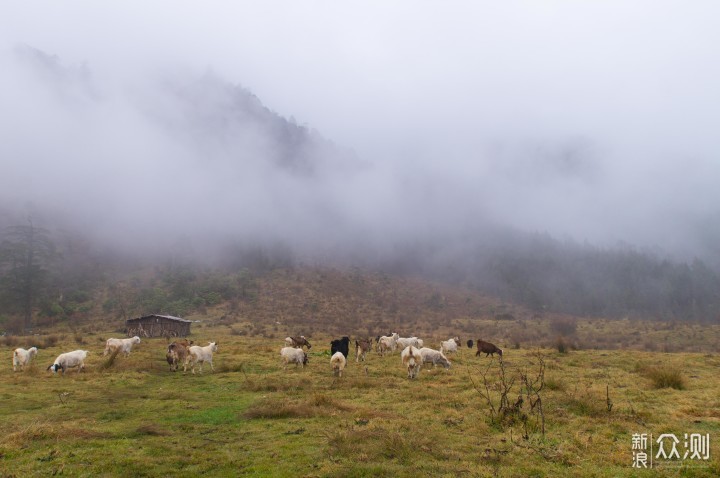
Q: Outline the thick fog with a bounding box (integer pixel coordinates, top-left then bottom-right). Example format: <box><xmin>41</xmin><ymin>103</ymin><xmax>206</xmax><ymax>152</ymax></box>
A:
<box><xmin>1</xmin><ymin>2</ymin><xmax>719</xmax><ymax>266</ymax></box>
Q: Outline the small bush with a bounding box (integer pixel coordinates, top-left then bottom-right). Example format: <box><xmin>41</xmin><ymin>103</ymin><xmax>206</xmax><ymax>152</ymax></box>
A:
<box><xmin>556</xmin><ymin>337</ymin><xmax>568</xmax><ymax>354</ymax></box>
<box><xmin>642</xmin><ymin>365</ymin><xmax>685</xmax><ymax>390</ymax></box>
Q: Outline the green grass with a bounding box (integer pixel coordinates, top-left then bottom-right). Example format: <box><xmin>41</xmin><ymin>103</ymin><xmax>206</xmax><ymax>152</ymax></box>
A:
<box><xmin>1</xmin><ymin>327</ymin><xmax>720</xmax><ymax>477</ymax></box>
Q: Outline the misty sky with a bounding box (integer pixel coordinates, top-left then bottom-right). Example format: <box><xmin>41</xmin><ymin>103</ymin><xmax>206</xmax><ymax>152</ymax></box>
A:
<box><xmin>1</xmin><ymin>2</ymin><xmax>719</xmax><ymax>263</ymax></box>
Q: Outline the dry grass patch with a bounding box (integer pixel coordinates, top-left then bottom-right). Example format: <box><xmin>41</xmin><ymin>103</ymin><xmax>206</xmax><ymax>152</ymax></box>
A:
<box><xmin>326</xmin><ymin>425</ymin><xmax>452</xmax><ymax>465</ymax></box>
<box><xmin>243</xmin><ymin>393</ymin><xmax>356</xmax><ymax>419</ymax></box>
<box><xmin>0</xmin><ymin>421</ymin><xmax>110</xmax><ymax>449</ymax></box>
<box><xmin>636</xmin><ymin>363</ymin><xmax>686</xmax><ymax>390</ymax></box>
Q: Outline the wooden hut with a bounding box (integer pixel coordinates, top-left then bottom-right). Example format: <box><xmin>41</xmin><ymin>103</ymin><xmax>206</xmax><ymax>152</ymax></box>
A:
<box><xmin>125</xmin><ymin>314</ymin><xmax>191</xmax><ymax>338</ymax></box>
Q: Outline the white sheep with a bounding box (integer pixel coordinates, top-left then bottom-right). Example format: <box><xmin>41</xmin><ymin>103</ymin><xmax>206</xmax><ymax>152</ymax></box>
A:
<box><xmin>401</xmin><ymin>345</ymin><xmax>422</xmax><ymax>379</ymax></box>
<box><xmin>281</xmin><ymin>346</ymin><xmax>308</xmax><ymax>368</ymax></box>
<box><xmin>419</xmin><ymin>347</ymin><xmax>451</xmax><ymax>369</ymax></box>
<box><xmin>47</xmin><ymin>350</ymin><xmax>88</xmax><ymax>375</ymax></box>
<box><xmin>13</xmin><ymin>347</ymin><xmax>38</xmax><ymax>371</ymax></box>
<box><xmin>104</xmin><ymin>336</ymin><xmax>141</xmax><ymax>357</ymax></box>
<box><xmin>440</xmin><ymin>337</ymin><xmax>460</xmax><ymax>355</ymax></box>
<box><xmin>397</xmin><ymin>337</ymin><xmax>423</xmax><ymax>349</ymax></box>
<box><xmin>377</xmin><ymin>333</ymin><xmax>399</xmax><ymax>355</ymax></box>
<box><xmin>331</xmin><ymin>351</ymin><xmax>347</xmax><ymax>377</ymax></box>
<box><xmin>185</xmin><ymin>342</ymin><xmax>218</xmax><ymax>374</ymax></box>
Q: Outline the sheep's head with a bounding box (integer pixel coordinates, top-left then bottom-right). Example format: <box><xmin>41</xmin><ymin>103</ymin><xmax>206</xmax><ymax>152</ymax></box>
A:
<box><xmin>302</xmin><ymin>353</ymin><xmax>309</xmax><ymax>365</ymax></box>
<box><xmin>47</xmin><ymin>363</ymin><xmax>63</xmax><ymax>374</ymax></box>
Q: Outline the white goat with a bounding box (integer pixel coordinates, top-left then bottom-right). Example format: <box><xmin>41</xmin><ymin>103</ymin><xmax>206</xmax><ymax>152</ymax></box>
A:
<box><xmin>185</xmin><ymin>342</ymin><xmax>218</xmax><ymax>374</ymax></box>
<box><xmin>440</xmin><ymin>337</ymin><xmax>460</xmax><ymax>355</ymax></box>
<box><xmin>401</xmin><ymin>345</ymin><xmax>422</xmax><ymax>379</ymax></box>
<box><xmin>419</xmin><ymin>347</ymin><xmax>452</xmax><ymax>369</ymax></box>
<box><xmin>47</xmin><ymin>350</ymin><xmax>88</xmax><ymax>374</ymax></box>
<box><xmin>281</xmin><ymin>346</ymin><xmax>308</xmax><ymax>368</ymax></box>
<box><xmin>377</xmin><ymin>333</ymin><xmax>399</xmax><ymax>355</ymax></box>
<box><xmin>104</xmin><ymin>336</ymin><xmax>141</xmax><ymax>357</ymax></box>
<box><xmin>330</xmin><ymin>351</ymin><xmax>347</xmax><ymax>377</ymax></box>
<box><xmin>397</xmin><ymin>337</ymin><xmax>423</xmax><ymax>349</ymax></box>
<box><xmin>13</xmin><ymin>347</ymin><xmax>38</xmax><ymax>371</ymax></box>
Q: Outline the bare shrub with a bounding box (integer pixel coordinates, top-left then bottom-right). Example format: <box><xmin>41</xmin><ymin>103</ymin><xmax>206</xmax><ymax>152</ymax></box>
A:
<box><xmin>469</xmin><ymin>351</ymin><xmax>547</xmax><ymax>438</ymax></box>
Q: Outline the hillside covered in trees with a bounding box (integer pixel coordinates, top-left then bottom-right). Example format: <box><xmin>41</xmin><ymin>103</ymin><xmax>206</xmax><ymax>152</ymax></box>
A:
<box><xmin>1</xmin><ymin>219</ymin><xmax>719</xmax><ymax>334</ymax></box>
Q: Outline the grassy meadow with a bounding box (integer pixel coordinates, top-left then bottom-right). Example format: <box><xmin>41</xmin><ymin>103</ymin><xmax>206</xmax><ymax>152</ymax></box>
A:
<box><xmin>2</xmin><ymin>319</ymin><xmax>720</xmax><ymax>477</ymax></box>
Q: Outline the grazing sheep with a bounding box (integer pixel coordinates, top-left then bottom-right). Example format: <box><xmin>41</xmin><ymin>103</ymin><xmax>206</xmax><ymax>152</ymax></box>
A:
<box><xmin>401</xmin><ymin>345</ymin><xmax>422</xmax><ymax>379</ymax></box>
<box><xmin>375</xmin><ymin>332</ymin><xmax>393</xmax><ymax>344</ymax></box>
<box><xmin>467</xmin><ymin>339</ymin><xmax>474</xmax><ymax>349</ymax></box>
<box><xmin>355</xmin><ymin>338</ymin><xmax>372</xmax><ymax>362</ymax></box>
<box><xmin>285</xmin><ymin>336</ymin><xmax>312</xmax><ymax>350</ymax></box>
<box><xmin>281</xmin><ymin>346</ymin><xmax>309</xmax><ymax>368</ymax></box>
<box><xmin>377</xmin><ymin>333</ymin><xmax>399</xmax><ymax>355</ymax></box>
<box><xmin>166</xmin><ymin>339</ymin><xmax>193</xmax><ymax>372</ymax></box>
<box><xmin>47</xmin><ymin>350</ymin><xmax>88</xmax><ymax>375</ymax></box>
<box><xmin>104</xmin><ymin>336</ymin><xmax>141</xmax><ymax>357</ymax></box>
<box><xmin>185</xmin><ymin>342</ymin><xmax>218</xmax><ymax>374</ymax></box>
<box><xmin>396</xmin><ymin>337</ymin><xmax>423</xmax><ymax>349</ymax></box>
<box><xmin>331</xmin><ymin>336</ymin><xmax>350</xmax><ymax>358</ymax></box>
<box><xmin>13</xmin><ymin>347</ymin><xmax>38</xmax><ymax>371</ymax></box>
<box><xmin>440</xmin><ymin>337</ymin><xmax>460</xmax><ymax>355</ymax></box>
<box><xmin>476</xmin><ymin>340</ymin><xmax>503</xmax><ymax>358</ymax></box>
<box><xmin>331</xmin><ymin>351</ymin><xmax>347</xmax><ymax>377</ymax></box>
<box><xmin>419</xmin><ymin>347</ymin><xmax>452</xmax><ymax>369</ymax></box>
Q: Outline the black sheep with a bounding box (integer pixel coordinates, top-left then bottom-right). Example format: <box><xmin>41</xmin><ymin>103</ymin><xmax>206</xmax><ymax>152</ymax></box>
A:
<box><xmin>331</xmin><ymin>336</ymin><xmax>351</xmax><ymax>358</ymax></box>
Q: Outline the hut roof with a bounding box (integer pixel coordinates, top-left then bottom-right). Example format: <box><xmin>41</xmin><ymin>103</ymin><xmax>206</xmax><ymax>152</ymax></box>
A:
<box><xmin>127</xmin><ymin>314</ymin><xmax>192</xmax><ymax>323</ymax></box>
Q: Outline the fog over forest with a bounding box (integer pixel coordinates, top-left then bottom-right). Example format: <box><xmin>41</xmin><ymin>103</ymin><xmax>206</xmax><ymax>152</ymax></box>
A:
<box><xmin>1</xmin><ymin>3</ymin><xmax>719</xmax><ymax>321</ymax></box>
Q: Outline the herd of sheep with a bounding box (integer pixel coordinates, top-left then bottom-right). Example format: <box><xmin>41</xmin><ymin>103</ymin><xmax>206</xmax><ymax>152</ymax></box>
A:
<box><xmin>10</xmin><ymin>336</ymin><xmax>218</xmax><ymax>375</ymax></box>
<box><xmin>10</xmin><ymin>332</ymin><xmax>503</xmax><ymax>380</ymax></box>
<box><xmin>280</xmin><ymin>333</ymin><xmax>504</xmax><ymax>379</ymax></box>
